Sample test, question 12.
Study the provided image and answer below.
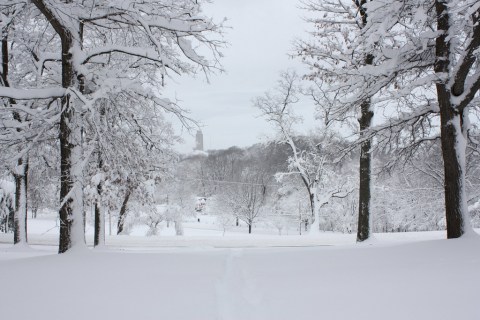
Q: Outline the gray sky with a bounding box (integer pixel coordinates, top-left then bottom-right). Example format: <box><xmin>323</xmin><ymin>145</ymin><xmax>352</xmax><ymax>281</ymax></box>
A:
<box><xmin>166</xmin><ymin>0</ymin><xmax>315</xmax><ymax>153</ymax></box>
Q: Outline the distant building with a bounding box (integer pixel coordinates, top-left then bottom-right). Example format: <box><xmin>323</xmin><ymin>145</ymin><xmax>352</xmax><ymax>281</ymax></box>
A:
<box><xmin>195</xmin><ymin>130</ymin><xmax>204</xmax><ymax>151</ymax></box>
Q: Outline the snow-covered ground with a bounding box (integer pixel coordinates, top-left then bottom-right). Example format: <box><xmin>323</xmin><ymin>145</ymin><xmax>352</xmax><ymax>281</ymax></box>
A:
<box><xmin>0</xmin><ymin>215</ymin><xmax>479</xmax><ymax>320</ymax></box>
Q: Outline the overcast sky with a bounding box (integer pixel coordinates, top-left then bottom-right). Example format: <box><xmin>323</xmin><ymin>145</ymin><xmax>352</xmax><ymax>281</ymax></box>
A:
<box><xmin>165</xmin><ymin>0</ymin><xmax>315</xmax><ymax>153</ymax></box>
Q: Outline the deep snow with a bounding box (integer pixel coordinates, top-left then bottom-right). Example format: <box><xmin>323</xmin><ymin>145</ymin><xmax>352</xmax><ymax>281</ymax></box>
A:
<box><xmin>0</xmin><ymin>216</ymin><xmax>479</xmax><ymax>320</ymax></box>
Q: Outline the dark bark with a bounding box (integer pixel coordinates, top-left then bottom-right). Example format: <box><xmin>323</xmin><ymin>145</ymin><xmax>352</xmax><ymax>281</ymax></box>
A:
<box><xmin>117</xmin><ymin>188</ymin><xmax>132</xmax><ymax>235</ymax></box>
<box><xmin>356</xmin><ymin>100</ymin><xmax>374</xmax><ymax>242</ymax></box>
<box><xmin>434</xmin><ymin>1</ymin><xmax>467</xmax><ymax>238</ymax></box>
<box><xmin>94</xmin><ymin>199</ymin><xmax>101</xmax><ymax>245</ymax></box>
<box><xmin>58</xmin><ymin>39</ymin><xmax>76</xmax><ymax>253</ymax></box>
<box><xmin>356</xmin><ymin>54</ymin><xmax>374</xmax><ymax>242</ymax></box>
<box><xmin>58</xmin><ymin>96</ymin><xmax>76</xmax><ymax>253</ymax></box>
<box><xmin>94</xmin><ymin>155</ymin><xmax>103</xmax><ymax>246</ymax></box>
<box><xmin>248</xmin><ymin>222</ymin><xmax>252</xmax><ymax>234</ymax></box>
<box><xmin>94</xmin><ymin>186</ymin><xmax>103</xmax><ymax>246</ymax></box>
<box><xmin>2</xmin><ymin>37</ymin><xmax>12</xmax><ymax>88</ymax></box>
<box><xmin>309</xmin><ymin>192</ymin><xmax>315</xmax><ymax>219</ymax></box>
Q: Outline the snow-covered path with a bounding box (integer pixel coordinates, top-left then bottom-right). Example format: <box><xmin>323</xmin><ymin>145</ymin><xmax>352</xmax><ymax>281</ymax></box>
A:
<box><xmin>216</xmin><ymin>249</ymin><xmax>270</xmax><ymax>320</ymax></box>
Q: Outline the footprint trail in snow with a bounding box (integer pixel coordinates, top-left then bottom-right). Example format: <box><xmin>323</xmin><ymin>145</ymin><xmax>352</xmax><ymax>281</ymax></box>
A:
<box><xmin>216</xmin><ymin>249</ymin><xmax>269</xmax><ymax>320</ymax></box>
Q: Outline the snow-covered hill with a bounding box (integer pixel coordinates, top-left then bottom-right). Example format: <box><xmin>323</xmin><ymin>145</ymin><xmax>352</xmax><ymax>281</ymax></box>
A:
<box><xmin>0</xmin><ymin>214</ymin><xmax>479</xmax><ymax>320</ymax></box>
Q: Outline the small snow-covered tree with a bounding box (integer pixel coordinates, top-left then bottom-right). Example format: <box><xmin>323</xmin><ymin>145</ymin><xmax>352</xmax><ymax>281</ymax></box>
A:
<box><xmin>219</xmin><ymin>168</ymin><xmax>269</xmax><ymax>234</ymax></box>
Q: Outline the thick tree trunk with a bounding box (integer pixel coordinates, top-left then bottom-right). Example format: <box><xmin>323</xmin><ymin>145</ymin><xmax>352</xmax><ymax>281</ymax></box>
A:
<box><xmin>356</xmin><ymin>55</ymin><xmax>374</xmax><ymax>243</ymax></box>
<box><xmin>348</xmin><ymin>1</ymin><xmax>375</xmax><ymax>242</ymax></box>
<box><xmin>248</xmin><ymin>223</ymin><xmax>252</xmax><ymax>234</ymax></box>
<box><xmin>57</xmin><ymin>47</ymin><xmax>85</xmax><ymax>253</ymax></box>
<box><xmin>58</xmin><ymin>103</ymin><xmax>85</xmax><ymax>253</ymax></box>
<box><xmin>356</xmin><ymin>101</ymin><xmax>374</xmax><ymax>242</ymax></box>
<box><xmin>435</xmin><ymin>0</ymin><xmax>469</xmax><ymax>238</ymax></box>
<box><xmin>438</xmin><ymin>110</ymin><xmax>468</xmax><ymax>238</ymax></box>
<box><xmin>117</xmin><ymin>188</ymin><xmax>132</xmax><ymax>235</ymax></box>
<box><xmin>13</xmin><ymin>158</ymin><xmax>28</xmax><ymax>245</ymax></box>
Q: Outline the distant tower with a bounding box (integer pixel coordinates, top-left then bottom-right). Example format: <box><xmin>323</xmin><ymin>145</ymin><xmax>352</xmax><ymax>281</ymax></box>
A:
<box><xmin>195</xmin><ymin>130</ymin><xmax>204</xmax><ymax>151</ymax></box>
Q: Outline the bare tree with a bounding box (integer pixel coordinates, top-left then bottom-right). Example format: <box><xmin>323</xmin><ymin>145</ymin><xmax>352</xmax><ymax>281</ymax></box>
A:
<box><xmin>219</xmin><ymin>169</ymin><xmax>269</xmax><ymax>234</ymax></box>
<box><xmin>255</xmin><ymin>71</ymin><xmax>350</xmax><ymax>234</ymax></box>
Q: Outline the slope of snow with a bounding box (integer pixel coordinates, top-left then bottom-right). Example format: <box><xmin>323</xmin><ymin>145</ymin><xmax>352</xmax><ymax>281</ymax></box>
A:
<box><xmin>1</xmin><ymin>214</ymin><xmax>479</xmax><ymax>319</ymax></box>
<box><xmin>0</xmin><ymin>233</ymin><xmax>479</xmax><ymax>320</ymax></box>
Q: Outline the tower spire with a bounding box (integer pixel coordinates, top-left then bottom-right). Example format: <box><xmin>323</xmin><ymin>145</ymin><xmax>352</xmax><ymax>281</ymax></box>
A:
<box><xmin>195</xmin><ymin>130</ymin><xmax>204</xmax><ymax>151</ymax></box>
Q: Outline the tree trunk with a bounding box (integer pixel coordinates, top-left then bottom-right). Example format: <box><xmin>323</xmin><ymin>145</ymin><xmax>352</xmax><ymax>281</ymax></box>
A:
<box><xmin>94</xmin><ymin>200</ymin><xmax>105</xmax><ymax>246</ymax></box>
<box><xmin>248</xmin><ymin>223</ymin><xmax>252</xmax><ymax>234</ymax></box>
<box><xmin>356</xmin><ymin>97</ymin><xmax>374</xmax><ymax>242</ymax></box>
<box><xmin>435</xmin><ymin>0</ymin><xmax>469</xmax><ymax>238</ymax></box>
<box><xmin>58</xmin><ymin>96</ymin><xmax>85</xmax><ymax>253</ymax></box>
<box><xmin>307</xmin><ymin>185</ymin><xmax>323</xmax><ymax>235</ymax></box>
<box><xmin>57</xmin><ymin>56</ymin><xmax>85</xmax><ymax>252</ymax></box>
<box><xmin>94</xmin><ymin>186</ymin><xmax>104</xmax><ymax>247</ymax></box>
<box><xmin>14</xmin><ymin>158</ymin><xmax>28</xmax><ymax>245</ymax></box>
<box><xmin>94</xmin><ymin>156</ymin><xmax>104</xmax><ymax>247</ymax></box>
<box><xmin>117</xmin><ymin>188</ymin><xmax>132</xmax><ymax>235</ymax></box>
<box><xmin>309</xmin><ymin>192</ymin><xmax>315</xmax><ymax>220</ymax></box>
<box><xmin>437</xmin><ymin>94</ymin><xmax>468</xmax><ymax>238</ymax></box>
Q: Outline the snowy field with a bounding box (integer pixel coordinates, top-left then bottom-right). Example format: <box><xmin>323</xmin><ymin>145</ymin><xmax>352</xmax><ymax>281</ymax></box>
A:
<box><xmin>0</xmin><ymin>215</ymin><xmax>479</xmax><ymax>320</ymax></box>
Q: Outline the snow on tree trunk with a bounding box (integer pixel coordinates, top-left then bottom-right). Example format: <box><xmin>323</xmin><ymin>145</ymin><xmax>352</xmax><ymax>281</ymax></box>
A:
<box><xmin>438</xmin><ymin>103</ymin><xmax>470</xmax><ymax>238</ymax></box>
<box><xmin>57</xmin><ymin>45</ymin><xmax>86</xmax><ymax>253</ymax></box>
<box><xmin>13</xmin><ymin>158</ymin><xmax>28</xmax><ymax>245</ymax></box>
<box><xmin>59</xmin><ymin>105</ymin><xmax>86</xmax><ymax>253</ymax></box>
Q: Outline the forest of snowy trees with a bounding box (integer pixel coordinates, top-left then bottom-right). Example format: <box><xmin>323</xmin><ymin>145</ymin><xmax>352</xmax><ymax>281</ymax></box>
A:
<box><xmin>1</xmin><ymin>0</ymin><xmax>480</xmax><ymax>253</ymax></box>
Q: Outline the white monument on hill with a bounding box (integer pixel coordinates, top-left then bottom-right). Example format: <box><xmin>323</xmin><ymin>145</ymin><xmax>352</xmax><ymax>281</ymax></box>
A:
<box><xmin>195</xmin><ymin>130</ymin><xmax>204</xmax><ymax>151</ymax></box>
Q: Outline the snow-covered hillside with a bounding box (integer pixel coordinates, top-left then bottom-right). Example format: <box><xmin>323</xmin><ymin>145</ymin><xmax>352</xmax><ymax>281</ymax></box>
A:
<box><xmin>1</xmin><ymin>217</ymin><xmax>479</xmax><ymax>320</ymax></box>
